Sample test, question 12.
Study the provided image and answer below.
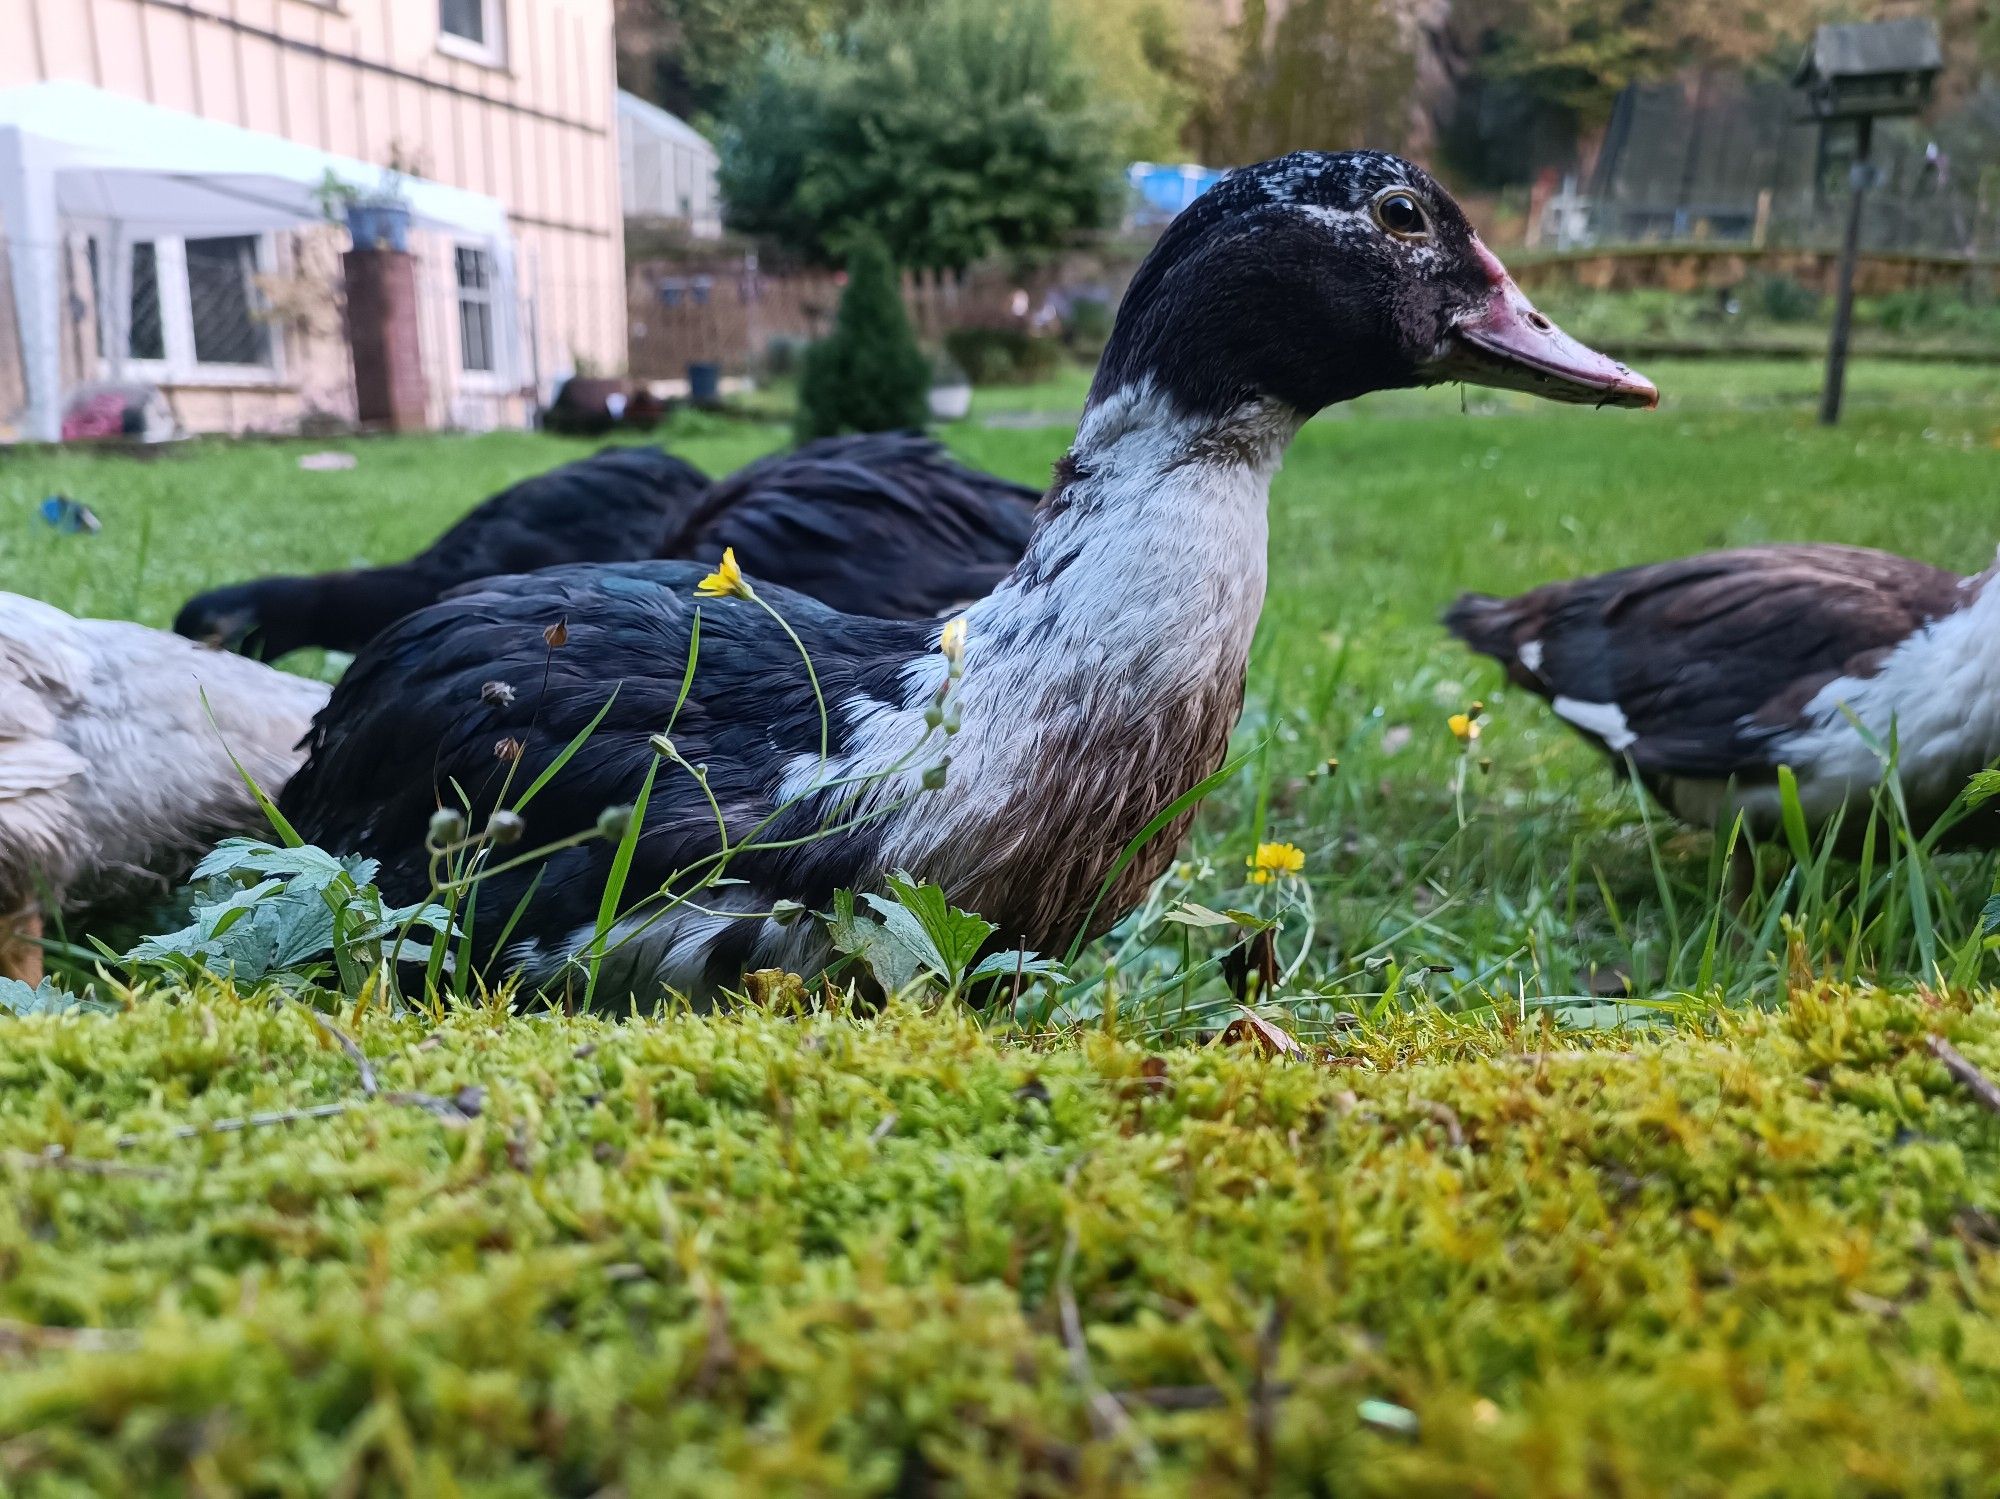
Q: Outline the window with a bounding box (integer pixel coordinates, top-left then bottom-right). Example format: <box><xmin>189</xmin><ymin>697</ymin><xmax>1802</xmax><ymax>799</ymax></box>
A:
<box><xmin>456</xmin><ymin>246</ymin><xmax>497</xmax><ymax>375</ymax></box>
<box><xmin>184</xmin><ymin>237</ymin><xmax>269</xmax><ymax>367</ymax></box>
<box><xmin>127</xmin><ymin>242</ymin><xmax>165</xmax><ymax>362</ymax></box>
<box><xmin>439</xmin><ymin>0</ymin><xmax>504</xmax><ymax>64</ymax></box>
<box><xmin>95</xmin><ymin>235</ymin><xmax>276</xmax><ymax>381</ymax></box>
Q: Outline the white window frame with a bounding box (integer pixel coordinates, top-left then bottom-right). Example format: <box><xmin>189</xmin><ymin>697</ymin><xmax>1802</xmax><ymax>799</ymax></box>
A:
<box><xmin>453</xmin><ymin>242</ymin><xmax>507</xmax><ymax>390</ymax></box>
<box><xmin>112</xmin><ymin>233</ymin><xmax>285</xmax><ymax>389</ymax></box>
<box><xmin>437</xmin><ymin>0</ymin><xmax>507</xmax><ymax>68</ymax></box>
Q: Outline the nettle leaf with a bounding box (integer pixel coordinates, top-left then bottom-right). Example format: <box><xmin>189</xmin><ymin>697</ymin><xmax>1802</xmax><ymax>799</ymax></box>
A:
<box><xmin>1222</xmin><ymin>909</ymin><xmax>1280</xmax><ymax>933</ymax></box>
<box><xmin>827</xmin><ymin>889</ymin><xmax>930</xmax><ymax>995</ymax></box>
<box><xmin>966</xmin><ymin>950</ymin><xmax>1067</xmax><ymax>983</ymax></box>
<box><xmin>0</xmin><ymin>977</ymin><xmax>116</xmax><ymax>1017</ymax></box>
<box><xmin>1163</xmin><ymin>902</ymin><xmax>1235</xmax><ymax>929</ymax></box>
<box><xmin>1984</xmin><ymin>890</ymin><xmax>2000</xmax><ymax>935</ymax></box>
<box><xmin>830</xmin><ymin>877</ymin><xmax>1037</xmax><ymax>998</ymax></box>
<box><xmin>881</xmin><ymin>871</ymin><xmax>993</xmax><ymax>979</ymax></box>
<box><xmin>193</xmin><ymin>839</ymin><xmax>377</xmax><ymax>894</ymax></box>
<box><xmin>124</xmin><ymin>841</ymin><xmax>455</xmax><ymax>994</ymax></box>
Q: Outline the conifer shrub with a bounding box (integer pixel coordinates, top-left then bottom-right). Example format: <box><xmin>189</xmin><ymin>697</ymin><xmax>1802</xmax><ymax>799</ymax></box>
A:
<box><xmin>795</xmin><ymin>237</ymin><xmax>932</xmax><ymax>441</ymax></box>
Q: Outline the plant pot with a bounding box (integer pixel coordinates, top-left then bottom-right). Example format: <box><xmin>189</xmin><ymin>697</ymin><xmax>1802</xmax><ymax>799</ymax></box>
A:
<box><xmin>928</xmin><ymin>382</ymin><xmax>973</xmax><ymax>422</ymax></box>
<box><xmin>345</xmin><ymin>201</ymin><xmax>412</xmax><ymax>254</ymax></box>
<box><xmin>687</xmin><ymin>362</ymin><xmax>723</xmax><ymax>405</ymax></box>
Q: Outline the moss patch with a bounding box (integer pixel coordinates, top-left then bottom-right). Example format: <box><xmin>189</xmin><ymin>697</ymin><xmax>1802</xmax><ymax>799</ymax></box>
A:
<box><xmin>0</xmin><ymin>990</ymin><xmax>1998</xmax><ymax>1494</ymax></box>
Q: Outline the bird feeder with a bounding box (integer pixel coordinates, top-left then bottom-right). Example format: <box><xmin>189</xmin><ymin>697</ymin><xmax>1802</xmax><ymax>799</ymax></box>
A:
<box><xmin>1793</xmin><ymin>18</ymin><xmax>1941</xmax><ymax>424</ymax></box>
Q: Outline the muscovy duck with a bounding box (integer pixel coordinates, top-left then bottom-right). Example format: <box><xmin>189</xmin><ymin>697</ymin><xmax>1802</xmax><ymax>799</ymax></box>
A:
<box><xmin>0</xmin><ymin>594</ymin><xmax>330</xmax><ymax>982</ymax></box>
<box><xmin>659</xmin><ymin>431</ymin><xmax>1040</xmax><ymax>619</ymax></box>
<box><xmin>279</xmin><ymin>150</ymin><xmax>1654</xmax><ymax>1002</ymax></box>
<box><xmin>1446</xmin><ymin>543</ymin><xmax>2000</xmax><ymax>839</ymax></box>
<box><xmin>174</xmin><ymin>446</ymin><xmax>713</xmax><ymax>660</ymax></box>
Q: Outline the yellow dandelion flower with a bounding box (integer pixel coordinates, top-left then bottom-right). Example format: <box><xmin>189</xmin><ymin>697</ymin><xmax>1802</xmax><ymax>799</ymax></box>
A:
<box><xmin>939</xmin><ymin>615</ymin><xmax>967</xmax><ymax>668</ymax></box>
<box><xmin>1448</xmin><ymin>711</ymin><xmax>1481</xmax><ymax>743</ymax></box>
<box><xmin>695</xmin><ymin>547</ymin><xmax>753</xmax><ymax>600</ymax></box>
<box><xmin>1247</xmin><ymin>841</ymin><xmax>1306</xmax><ymax>885</ymax></box>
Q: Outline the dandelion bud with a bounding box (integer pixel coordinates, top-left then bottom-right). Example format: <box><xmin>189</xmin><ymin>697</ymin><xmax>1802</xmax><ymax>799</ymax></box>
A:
<box><xmin>596</xmin><ymin>803</ymin><xmax>635</xmax><ymax>841</ymax></box>
<box><xmin>649</xmin><ymin>733</ymin><xmax>676</xmax><ymax>759</ymax></box>
<box><xmin>938</xmin><ymin>616</ymin><xmax>967</xmax><ymax>671</ymax></box>
<box><xmin>480</xmin><ymin>679</ymin><xmax>516</xmax><ymax>709</ymax></box>
<box><xmin>921</xmin><ymin>758</ymin><xmax>951</xmax><ymax>791</ymax></box>
<box><xmin>922</xmin><ymin>701</ymin><xmax>945</xmax><ymax>731</ymax></box>
<box><xmin>427</xmin><ymin>807</ymin><xmax>467</xmax><ymax>845</ymax></box>
<box><xmin>486</xmin><ymin>809</ymin><xmax>526</xmax><ymax>845</ymax></box>
<box><xmin>544</xmin><ymin>620</ymin><xmax>569</xmax><ymax>649</ymax></box>
<box><xmin>494</xmin><ymin>736</ymin><xmax>525</xmax><ymax>763</ymax></box>
<box><xmin>940</xmin><ymin>699</ymin><xmax>962</xmax><ymax>736</ymax></box>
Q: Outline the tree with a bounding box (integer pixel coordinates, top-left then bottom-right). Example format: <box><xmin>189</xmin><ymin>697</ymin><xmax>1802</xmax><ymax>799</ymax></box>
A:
<box><xmin>1457</xmin><ymin>0</ymin><xmax>1842</xmax><ymax>130</ymax></box>
<box><xmin>716</xmin><ymin>0</ymin><xmax>1122</xmax><ymax>271</ymax></box>
<box><xmin>795</xmin><ymin>237</ymin><xmax>933</xmax><ymax>441</ymax></box>
<box><xmin>617</xmin><ymin>0</ymin><xmax>866</xmax><ymax>119</ymax></box>
<box><xmin>1192</xmin><ymin>0</ymin><xmax>1420</xmax><ymax>164</ymax></box>
<box><xmin>1054</xmin><ymin>0</ymin><xmax>1231</xmax><ymax>159</ymax></box>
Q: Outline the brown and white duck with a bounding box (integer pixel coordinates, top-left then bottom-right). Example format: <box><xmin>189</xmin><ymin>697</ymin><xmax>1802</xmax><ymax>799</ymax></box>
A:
<box><xmin>1446</xmin><ymin>543</ymin><xmax>2000</xmax><ymax>839</ymax></box>
<box><xmin>277</xmin><ymin>150</ymin><xmax>1653</xmax><ymax>1002</ymax></box>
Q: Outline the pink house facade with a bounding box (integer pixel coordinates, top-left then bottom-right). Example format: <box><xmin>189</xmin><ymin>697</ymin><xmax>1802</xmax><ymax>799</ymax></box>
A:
<box><xmin>0</xmin><ymin>0</ymin><xmax>626</xmax><ymax>437</ymax></box>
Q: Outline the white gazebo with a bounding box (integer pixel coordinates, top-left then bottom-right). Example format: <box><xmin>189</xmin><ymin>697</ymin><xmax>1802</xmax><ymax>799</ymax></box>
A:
<box><xmin>0</xmin><ymin>80</ymin><xmax>520</xmax><ymax>441</ymax></box>
<box><xmin>617</xmin><ymin>91</ymin><xmax>721</xmax><ymax>237</ymax></box>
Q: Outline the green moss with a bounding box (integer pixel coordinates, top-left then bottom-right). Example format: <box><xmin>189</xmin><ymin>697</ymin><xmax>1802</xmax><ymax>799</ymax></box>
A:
<box><xmin>1</xmin><ymin>988</ymin><xmax>1998</xmax><ymax>1494</ymax></box>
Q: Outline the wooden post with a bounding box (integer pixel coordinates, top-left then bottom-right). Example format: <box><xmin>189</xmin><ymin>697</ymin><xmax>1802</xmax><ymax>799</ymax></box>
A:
<box><xmin>1819</xmin><ymin>116</ymin><xmax>1872</xmax><ymax>427</ymax></box>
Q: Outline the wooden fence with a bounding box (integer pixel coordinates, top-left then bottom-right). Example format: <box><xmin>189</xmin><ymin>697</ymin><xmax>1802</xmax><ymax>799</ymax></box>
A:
<box><xmin>627</xmin><ymin>256</ymin><xmax>1134</xmax><ymax>379</ymax></box>
<box><xmin>1510</xmin><ymin>245</ymin><xmax>2000</xmax><ymax>299</ymax></box>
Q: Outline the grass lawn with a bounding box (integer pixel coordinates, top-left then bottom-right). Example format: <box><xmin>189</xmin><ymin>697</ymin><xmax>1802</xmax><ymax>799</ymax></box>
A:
<box><xmin>4</xmin><ymin>357</ymin><xmax>2000</xmax><ymax>1490</ymax></box>
<box><xmin>9</xmin><ymin>356</ymin><xmax>2000</xmax><ymax>1014</ymax></box>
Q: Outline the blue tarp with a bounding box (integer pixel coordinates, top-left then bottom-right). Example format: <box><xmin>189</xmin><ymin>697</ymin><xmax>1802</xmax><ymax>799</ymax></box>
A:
<box><xmin>1126</xmin><ymin>161</ymin><xmax>1226</xmax><ymax>223</ymax></box>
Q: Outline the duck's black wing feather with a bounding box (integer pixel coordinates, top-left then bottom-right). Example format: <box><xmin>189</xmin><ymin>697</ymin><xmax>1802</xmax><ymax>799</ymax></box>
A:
<box><xmin>1445</xmin><ymin>544</ymin><xmax>1964</xmax><ymax>777</ymax></box>
<box><xmin>417</xmin><ymin>445</ymin><xmax>711</xmax><ymax>577</ymax></box>
<box><xmin>175</xmin><ymin>446</ymin><xmax>712</xmax><ymax>658</ymax></box>
<box><xmin>666</xmin><ymin>432</ymin><xmax>1040</xmax><ymax>618</ymax></box>
<box><xmin>279</xmin><ymin>560</ymin><xmax>928</xmax><ymax>989</ymax></box>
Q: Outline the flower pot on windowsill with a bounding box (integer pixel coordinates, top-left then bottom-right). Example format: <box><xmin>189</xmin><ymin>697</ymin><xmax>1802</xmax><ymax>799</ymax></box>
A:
<box><xmin>345</xmin><ymin>199</ymin><xmax>413</xmax><ymax>254</ymax></box>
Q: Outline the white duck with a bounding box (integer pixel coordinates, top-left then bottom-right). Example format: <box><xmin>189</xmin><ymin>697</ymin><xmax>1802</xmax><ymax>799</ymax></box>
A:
<box><xmin>0</xmin><ymin>594</ymin><xmax>330</xmax><ymax>981</ymax></box>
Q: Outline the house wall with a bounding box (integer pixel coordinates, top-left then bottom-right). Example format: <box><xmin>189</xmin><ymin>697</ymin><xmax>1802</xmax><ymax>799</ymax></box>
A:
<box><xmin>0</xmin><ymin>0</ymin><xmax>626</xmax><ymax>434</ymax></box>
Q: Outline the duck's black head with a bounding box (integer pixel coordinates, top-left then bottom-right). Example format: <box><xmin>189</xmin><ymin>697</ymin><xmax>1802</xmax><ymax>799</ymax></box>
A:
<box><xmin>175</xmin><ymin>569</ymin><xmax>432</xmax><ymax>660</ymax></box>
<box><xmin>174</xmin><ymin>578</ymin><xmax>292</xmax><ymax>659</ymax></box>
<box><xmin>1090</xmin><ymin>150</ymin><xmax>1655</xmax><ymax>423</ymax></box>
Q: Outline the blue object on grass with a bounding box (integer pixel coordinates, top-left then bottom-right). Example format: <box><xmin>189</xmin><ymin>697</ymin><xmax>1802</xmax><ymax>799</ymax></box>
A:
<box><xmin>39</xmin><ymin>496</ymin><xmax>101</xmax><ymax>533</ymax></box>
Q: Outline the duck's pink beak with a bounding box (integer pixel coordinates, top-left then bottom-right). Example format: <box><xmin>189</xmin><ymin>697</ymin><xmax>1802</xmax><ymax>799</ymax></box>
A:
<box><xmin>1433</xmin><ymin>241</ymin><xmax>1658</xmax><ymax>410</ymax></box>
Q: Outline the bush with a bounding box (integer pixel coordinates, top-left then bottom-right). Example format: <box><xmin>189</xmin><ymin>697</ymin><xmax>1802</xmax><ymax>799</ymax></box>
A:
<box><xmin>716</xmin><ymin>0</ymin><xmax>1121</xmax><ymax>271</ymax></box>
<box><xmin>1747</xmin><ymin>274</ymin><xmax>1822</xmax><ymax>324</ymax></box>
<box><xmin>943</xmin><ymin>325</ymin><xmax>1064</xmax><ymax>386</ymax></box>
<box><xmin>1062</xmin><ymin>294</ymin><xmax>1115</xmax><ymax>357</ymax></box>
<box><xmin>795</xmin><ymin>238</ymin><xmax>932</xmax><ymax>441</ymax></box>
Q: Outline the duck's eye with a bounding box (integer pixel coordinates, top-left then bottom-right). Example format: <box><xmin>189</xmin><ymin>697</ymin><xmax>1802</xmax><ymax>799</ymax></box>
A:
<box><xmin>1373</xmin><ymin>190</ymin><xmax>1430</xmax><ymax>240</ymax></box>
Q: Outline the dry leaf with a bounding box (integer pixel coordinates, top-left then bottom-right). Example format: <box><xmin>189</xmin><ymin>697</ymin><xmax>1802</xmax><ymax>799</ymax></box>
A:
<box><xmin>1218</xmin><ymin>1007</ymin><xmax>1303</xmax><ymax>1058</ymax></box>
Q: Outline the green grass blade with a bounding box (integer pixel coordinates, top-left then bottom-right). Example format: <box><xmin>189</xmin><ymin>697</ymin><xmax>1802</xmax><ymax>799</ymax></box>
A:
<box><xmin>584</xmin><ymin>755</ymin><xmax>662</xmax><ymax>1009</ymax></box>
<box><xmin>513</xmin><ymin>686</ymin><xmax>621</xmax><ymax>812</ymax></box>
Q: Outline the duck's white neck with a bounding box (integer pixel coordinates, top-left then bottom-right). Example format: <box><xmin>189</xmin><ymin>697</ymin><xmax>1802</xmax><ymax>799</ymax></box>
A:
<box><xmin>961</xmin><ymin>380</ymin><xmax>1299</xmax><ymax>685</ymax></box>
<box><xmin>860</xmin><ymin>381</ymin><xmax>1299</xmax><ymax>935</ymax></box>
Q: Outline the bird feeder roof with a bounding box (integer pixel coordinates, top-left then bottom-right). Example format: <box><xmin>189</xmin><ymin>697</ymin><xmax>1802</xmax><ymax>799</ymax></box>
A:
<box><xmin>1794</xmin><ymin>18</ymin><xmax>1941</xmax><ymax>88</ymax></box>
<box><xmin>1793</xmin><ymin>18</ymin><xmax>1941</xmax><ymax>121</ymax></box>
